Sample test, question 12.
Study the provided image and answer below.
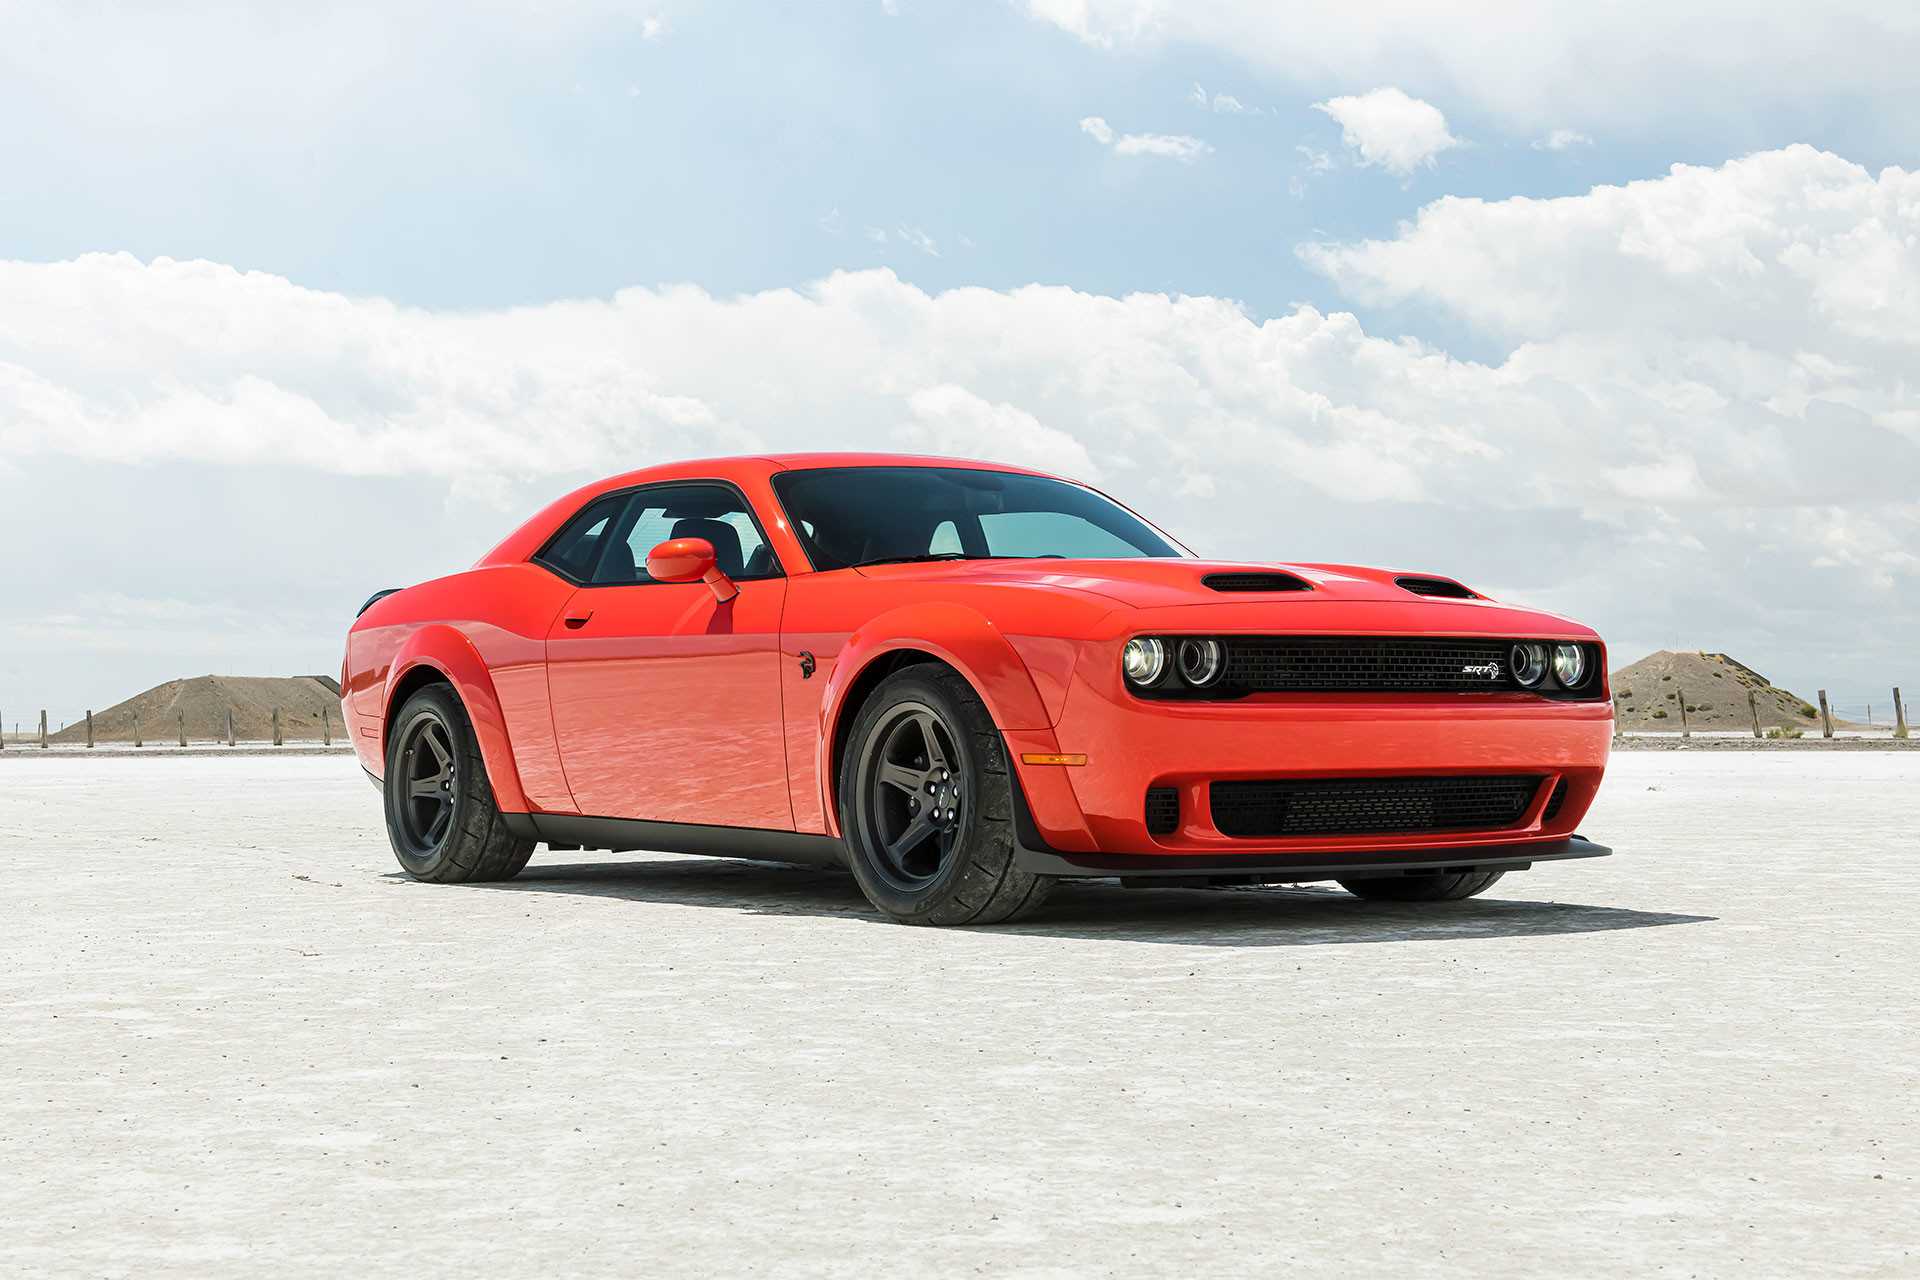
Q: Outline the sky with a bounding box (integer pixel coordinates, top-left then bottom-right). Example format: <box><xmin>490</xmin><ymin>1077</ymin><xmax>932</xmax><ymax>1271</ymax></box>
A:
<box><xmin>2</xmin><ymin>0</ymin><xmax>1917</xmax><ymax>726</ymax></box>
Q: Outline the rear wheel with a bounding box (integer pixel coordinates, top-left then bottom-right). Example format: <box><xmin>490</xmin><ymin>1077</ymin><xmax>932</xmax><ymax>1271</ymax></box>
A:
<box><xmin>1338</xmin><ymin>870</ymin><xmax>1505</xmax><ymax>902</ymax></box>
<box><xmin>839</xmin><ymin>666</ymin><xmax>1052</xmax><ymax>925</ymax></box>
<box><xmin>383</xmin><ymin>684</ymin><xmax>534</xmax><ymax>883</ymax></box>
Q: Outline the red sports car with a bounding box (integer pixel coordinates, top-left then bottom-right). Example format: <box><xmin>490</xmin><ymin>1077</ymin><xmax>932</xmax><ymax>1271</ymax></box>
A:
<box><xmin>342</xmin><ymin>453</ymin><xmax>1612</xmax><ymax>924</ymax></box>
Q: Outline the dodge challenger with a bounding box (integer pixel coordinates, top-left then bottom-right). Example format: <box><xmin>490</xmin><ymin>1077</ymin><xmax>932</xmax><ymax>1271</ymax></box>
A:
<box><xmin>342</xmin><ymin>453</ymin><xmax>1612</xmax><ymax>924</ymax></box>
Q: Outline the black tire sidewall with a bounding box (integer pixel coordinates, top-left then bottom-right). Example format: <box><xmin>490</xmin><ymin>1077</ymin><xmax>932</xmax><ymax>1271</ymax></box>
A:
<box><xmin>839</xmin><ymin>671</ymin><xmax>1001</xmax><ymax>921</ymax></box>
<box><xmin>1339</xmin><ymin>869</ymin><xmax>1505</xmax><ymax>902</ymax></box>
<box><xmin>383</xmin><ymin>686</ymin><xmax>479</xmax><ymax>879</ymax></box>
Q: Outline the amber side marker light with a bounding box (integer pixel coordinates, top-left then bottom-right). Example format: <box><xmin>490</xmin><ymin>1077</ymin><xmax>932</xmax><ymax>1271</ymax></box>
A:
<box><xmin>1021</xmin><ymin>753</ymin><xmax>1088</xmax><ymax>766</ymax></box>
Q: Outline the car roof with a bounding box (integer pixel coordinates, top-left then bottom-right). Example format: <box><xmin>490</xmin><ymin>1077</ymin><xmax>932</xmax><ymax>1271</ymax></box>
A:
<box><xmin>474</xmin><ymin>453</ymin><xmax>1069</xmax><ymax>570</ymax></box>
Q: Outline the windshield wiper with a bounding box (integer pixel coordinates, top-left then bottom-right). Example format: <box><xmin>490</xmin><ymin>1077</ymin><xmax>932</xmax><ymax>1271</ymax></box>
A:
<box><xmin>852</xmin><ymin>553</ymin><xmax>1015</xmax><ymax>568</ymax></box>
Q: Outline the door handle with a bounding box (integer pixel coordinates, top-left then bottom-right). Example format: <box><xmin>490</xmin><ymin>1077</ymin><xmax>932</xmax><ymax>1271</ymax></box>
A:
<box><xmin>563</xmin><ymin>607</ymin><xmax>593</xmax><ymax>629</ymax></box>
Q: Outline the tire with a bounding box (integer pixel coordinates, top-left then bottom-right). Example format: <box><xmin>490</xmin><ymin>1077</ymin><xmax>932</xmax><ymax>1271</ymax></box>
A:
<box><xmin>383</xmin><ymin>684</ymin><xmax>535</xmax><ymax>884</ymax></box>
<box><xmin>1337</xmin><ymin>869</ymin><xmax>1506</xmax><ymax>902</ymax></box>
<box><xmin>838</xmin><ymin>665</ymin><xmax>1053</xmax><ymax>925</ymax></box>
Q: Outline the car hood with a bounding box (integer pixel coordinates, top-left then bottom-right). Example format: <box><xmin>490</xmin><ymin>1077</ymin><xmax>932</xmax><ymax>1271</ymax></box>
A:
<box><xmin>852</xmin><ymin>558</ymin><xmax>1593</xmax><ymax>634</ymax></box>
<box><xmin>857</xmin><ymin>558</ymin><xmax>1440</xmax><ymax>607</ymax></box>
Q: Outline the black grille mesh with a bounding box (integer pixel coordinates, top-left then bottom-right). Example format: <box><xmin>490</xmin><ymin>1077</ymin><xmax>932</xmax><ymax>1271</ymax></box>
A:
<box><xmin>1144</xmin><ymin>787</ymin><xmax>1181</xmax><ymax>837</ymax></box>
<box><xmin>1203</xmin><ymin>572</ymin><xmax>1313</xmax><ymax>593</ymax></box>
<box><xmin>1210</xmin><ymin>775</ymin><xmax>1544</xmax><ymax>839</ymax></box>
<box><xmin>1542</xmin><ymin>777</ymin><xmax>1569</xmax><ymax>821</ymax></box>
<box><xmin>1395</xmin><ymin>575</ymin><xmax>1476</xmax><ymax>599</ymax></box>
<box><xmin>1221</xmin><ymin>637</ymin><xmax>1517</xmax><ymax>693</ymax></box>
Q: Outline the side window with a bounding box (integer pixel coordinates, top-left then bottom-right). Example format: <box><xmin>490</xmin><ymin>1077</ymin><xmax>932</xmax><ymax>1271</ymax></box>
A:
<box><xmin>591</xmin><ymin>484</ymin><xmax>779</xmax><ymax>585</ymax></box>
<box><xmin>928</xmin><ymin>520</ymin><xmax>963</xmax><ymax>555</ymax></box>
<box><xmin>535</xmin><ymin>494</ymin><xmax>623</xmax><ymax>582</ymax></box>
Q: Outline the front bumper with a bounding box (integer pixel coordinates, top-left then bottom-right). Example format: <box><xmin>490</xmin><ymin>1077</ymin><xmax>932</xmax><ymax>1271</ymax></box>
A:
<box><xmin>1004</xmin><ymin>653</ymin><xmax>1615</xmax><ymax>860</ymax></box>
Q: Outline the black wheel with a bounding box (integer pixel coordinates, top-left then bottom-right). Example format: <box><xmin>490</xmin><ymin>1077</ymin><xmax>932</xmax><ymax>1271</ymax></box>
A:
<box><xmin>383</xmin><ymin>684</ymin><xmax>534</xmax><ymax>883</ymax></box>
<box><xmin>1337</xmin><ymin>869</ymin><xmax>1506</xmax><ymax>902</ymax></box>
<box><xmin>838</xmin><ymin>665</ymin><xmax>1052</xmax><ymax>925</ymax></box>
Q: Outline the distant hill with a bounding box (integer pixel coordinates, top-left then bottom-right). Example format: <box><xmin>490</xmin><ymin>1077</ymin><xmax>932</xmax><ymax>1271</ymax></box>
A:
<box><xmin>50</xmin><ymin>675</ymin><xmax>346</xmax><ymax>744</ymax></box>
<box><xmin>1608</xmin><ymin>651</ymin><xmax>1861</xmax><ymax>733</ymax></box>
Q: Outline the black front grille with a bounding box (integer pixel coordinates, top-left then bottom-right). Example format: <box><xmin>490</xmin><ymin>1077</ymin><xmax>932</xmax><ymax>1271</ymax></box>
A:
<box><xmin>1542</xmin><ymin>777</ymin><xmax>1568</xmax><ymax>821</ymax></box>
<box><xmin>1210</xmin><ymin>775</ymin><xmax>1545</xmax><ymax>839</ymax></box>
<box><xmin>1144</xmin><ymin>787</ymin><xmax>1181</xmax><ymax>836</ymax></box>
<box><xmin>1221</xmin><ymin>637</ymin><xmax>1516</xmax><ymax>693</ymax></box>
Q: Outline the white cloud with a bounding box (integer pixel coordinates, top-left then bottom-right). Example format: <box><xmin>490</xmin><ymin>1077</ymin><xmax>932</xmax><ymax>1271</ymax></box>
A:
<box><xmin>1017</xmin><ymin>1</ymin><xmax>1920</xmax><ymax>141</ymax></box>
<box><xmin>1313</xmin><ymin>87</ymin><xmax>1459</xmax><ymax>175</ymax></box>
<box><xmin>1</xmin><ymin>145</ymin><xmax>1916</xmax><ymax>696</ymax></box>
<box><xmin>1081</xmin><ymin>115</ymin><xmax>1213</xmax><ymax>161</ymax></box>
<box><xmin>1534</xmin><ymin>129</ymin><xmax>1594</xmax><ymax>151</ymax></box>
<box><xmin>897</xmin><ymin>226</ymin><xmax>940</xmax><ymax>256</ymax></box>
<box><xmin>1190</xmin><ymin>83</ymin><xmax>1263</xmax><ymax>114</ymax></box>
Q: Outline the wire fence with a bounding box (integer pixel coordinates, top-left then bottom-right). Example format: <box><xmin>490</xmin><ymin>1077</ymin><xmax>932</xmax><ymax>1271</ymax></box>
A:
<box><xmin>0</xmin><ymin>706</ymin><xmax>350</xmax><ymax>749</ymax></box>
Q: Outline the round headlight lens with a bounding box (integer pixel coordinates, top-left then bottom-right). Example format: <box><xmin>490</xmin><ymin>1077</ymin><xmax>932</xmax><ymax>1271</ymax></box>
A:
<box><xmin>1511</xmin><ymin>642</ymin><xmax>1548</xmax><ymax>687</ymax></box>
<box><xmin>1177</xmin><ymin>638</ymin><xmax>1225</xmax><ymax>687</ymax></box>
<box><xmin>1122</xmin><ymin>637</ymin><xmax>1168</xmax><ymax>687</ymax></box>
<box><xmin>1552</xmin><ymin>643</ymin><xmax>1587</xmax><ymax>688</ymax></box>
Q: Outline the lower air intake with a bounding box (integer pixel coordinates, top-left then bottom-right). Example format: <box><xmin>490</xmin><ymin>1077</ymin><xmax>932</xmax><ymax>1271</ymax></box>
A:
<box><xmin>1144</xmin><ymin>787</ymin><xmax>1181</xmax><ymax>837</ymax></box>
<box><xmin>1542</xmin><ymin>777</ymin><xmax>1569</xmax><ymax>821</ymax></box>
<box><xmin>1210</xmin><ymin>775</ymin><xmax>1545</xmax><ymax>839</ymax></box>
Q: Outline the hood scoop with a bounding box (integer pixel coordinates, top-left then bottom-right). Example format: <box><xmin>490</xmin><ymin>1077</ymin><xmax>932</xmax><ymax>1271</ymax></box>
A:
<box><xmin>1395</xmin><ymin>575</ymin><xmax>1478</xmax><ymax>599</ymax></box>
<box><xmin>1202</xmin><ymin>572</ymin><xmax>1314</xmax><ymax>593</ymax></box>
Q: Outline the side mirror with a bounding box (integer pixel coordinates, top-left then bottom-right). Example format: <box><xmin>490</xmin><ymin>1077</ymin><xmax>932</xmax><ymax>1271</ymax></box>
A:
<box><xmin>645</xmin><ymin>537</ymin><xmax>738</xmax><ymax>603</ymax></box>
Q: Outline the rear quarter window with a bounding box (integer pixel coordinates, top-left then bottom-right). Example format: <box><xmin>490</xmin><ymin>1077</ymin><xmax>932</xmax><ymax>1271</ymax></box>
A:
<box><xmin>535</xmin><ymin>495</ymin><xmax>624</xmax><ymax>582</ymax></box>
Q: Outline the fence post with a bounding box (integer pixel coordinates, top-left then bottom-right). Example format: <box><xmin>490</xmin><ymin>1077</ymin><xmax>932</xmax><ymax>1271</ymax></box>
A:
<box><xmin>1895</xmin><ymin>688</ymin><xmax>1909</xmax><ymax>740</ymax></box>
<box><xmin>226</xmin><ymin>708</ymin><xmax>236</xmax><ymax>747</ymax></box>
<box><xmin>1818</xmin><ymin>690</ymin><xmax>1833</xmax><ymax>738</ymax></box>
<box><xmin>133</xmin><ymin>712</ymin><xmax>142</xmax><ymax>748</ymax></box>
<box><xmin>272</xmin><ymin>708</ymin><xmax>282</xmax><ymax>747</ymax></box>
<box><xmin>322</xmin><ymin>707</ymin><xmax>332</xmax><ymax>746</ymax></box>
<box><xmin>40</xmin><ymin>710</ymin><xmax>48</xmax><ymax>749</ymax></box>
<box><xmin>1678</xmin><ymin>687</ymin><xmax>1689</xmax><ymax>738</ymax></box>
<box><xmin>86</xmin><ymin>711</ymin><xmax>95</xmax><ymax>749</ymax></box>
<box><xmin>177</xmin><ymin>711</ymin><xmax>187</xmax><ymax>748</ymax></box>
<box><xmin>1748</xmin><ymin>689</ymin><xmax>1761</xmax><ymax>738</ymax></box>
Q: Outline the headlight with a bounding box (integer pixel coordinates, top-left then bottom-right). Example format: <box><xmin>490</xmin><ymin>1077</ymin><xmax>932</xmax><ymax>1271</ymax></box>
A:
<box><xmin>1177</xmin><ymin>638</ymin><xmax>1225</xmax><ymax>687</ymax></box>
<box><xmin>1511</xmin><ymin>642</ymin><xmax>1548</xmax><ymax>687</ymax></box>
<box><xmin>1122</xmin><ymin>637</ymin><xmax>1167</xmax><ymax>687</ymax></box>
<box><xmin>1552</xmin><ymin>643</ymin><xmax>1587</xmax><ymax>687</ymax></box>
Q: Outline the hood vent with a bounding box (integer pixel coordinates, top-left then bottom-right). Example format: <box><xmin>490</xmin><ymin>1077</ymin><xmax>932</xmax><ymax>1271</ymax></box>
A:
<box><xmin>1395</xmin><ymin>575</ymin><xmax>1477</xmax><ymax>599</ymax></box>
<box><xmin>1202</xmin><ymin>572</ymin><xmax>1314</xmax><ymax>593</ymax></box>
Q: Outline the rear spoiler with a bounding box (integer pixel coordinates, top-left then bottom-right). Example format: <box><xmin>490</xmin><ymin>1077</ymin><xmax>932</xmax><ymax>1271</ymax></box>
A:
<box><xmin>357</xmin><ymin>588</ymin><xmax>402</xmax><ymax>617</ymax></box>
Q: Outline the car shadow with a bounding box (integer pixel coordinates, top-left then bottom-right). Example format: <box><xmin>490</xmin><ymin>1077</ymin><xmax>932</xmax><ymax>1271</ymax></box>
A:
<box><xmin>436</xmin><ymin>854</ymin><xmax>1714</xmax><ymax>947</ymax></box>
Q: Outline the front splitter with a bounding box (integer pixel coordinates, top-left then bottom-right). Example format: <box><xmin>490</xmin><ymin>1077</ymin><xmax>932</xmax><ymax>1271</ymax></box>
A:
<box><xmin>1014</xmin><ymin>834</ymin><xmax>1612</xmax><ymax>881</ymax></box>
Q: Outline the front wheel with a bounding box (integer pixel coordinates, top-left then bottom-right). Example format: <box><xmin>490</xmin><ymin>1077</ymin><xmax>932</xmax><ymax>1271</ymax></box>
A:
<box><xmin>1338</xmin><ymin>869</ymin><xmax>1505</xmax><ymax>902</ymax></box>
<box><xmin>838</xmin><ymin>666</ymin><xmax>1052</xmax><ymax>925</ymax></box>
<box><xmin>383</xmin><ymin>684</ymin><xmax>534</xmax><ymax>883</ymax></box>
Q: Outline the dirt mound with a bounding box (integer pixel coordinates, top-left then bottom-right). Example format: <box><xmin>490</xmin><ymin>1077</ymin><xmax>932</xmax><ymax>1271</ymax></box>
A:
<box><xmin>50</xmin><ymin>675</ymin><xmax>346</xmax><ymax>745</ymax></box>
<box><xmin>1608</xmin><ymin>651</ymin><xmax>1861</xmax><ymax>733</ymax></box>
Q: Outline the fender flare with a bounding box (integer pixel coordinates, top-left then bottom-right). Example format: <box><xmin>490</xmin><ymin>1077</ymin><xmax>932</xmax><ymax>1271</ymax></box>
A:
<box><xmin>382</xmin><ymin>624</ymin><xmax>531</xmax><ymax>814</ymax></box>
<box><xmin>814</xmin><ymin>601</ymin><xmax>1055</xmax><ymax>837</ymax></box>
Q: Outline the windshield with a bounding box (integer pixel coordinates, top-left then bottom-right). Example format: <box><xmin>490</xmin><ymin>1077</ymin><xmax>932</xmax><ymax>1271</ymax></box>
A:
<box><xmin>770</xmin><ymin>466</ymin><xmax>1185</xmax><ymax>571</ymax></box>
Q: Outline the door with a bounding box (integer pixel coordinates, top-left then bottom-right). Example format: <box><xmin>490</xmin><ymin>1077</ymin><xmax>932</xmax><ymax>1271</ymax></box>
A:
<box><xmin>544</xmin><ymin>483</ymin><xmax>794</xmax><ymax>829</ymax></box>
